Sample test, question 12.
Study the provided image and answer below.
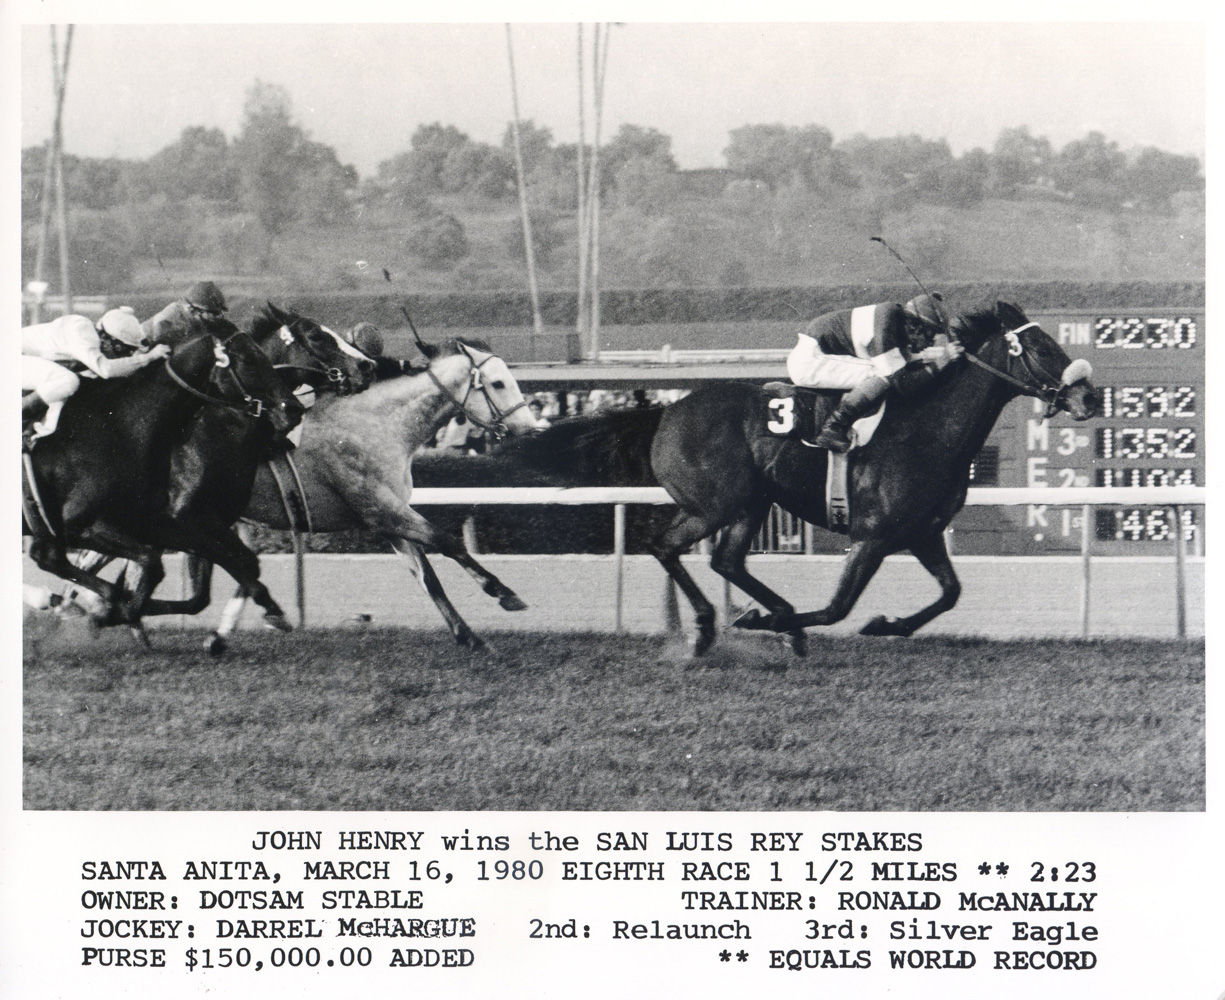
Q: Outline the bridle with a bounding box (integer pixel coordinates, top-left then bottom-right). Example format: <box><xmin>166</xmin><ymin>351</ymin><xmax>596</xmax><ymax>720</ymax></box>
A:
<box><xmin>163</xmin><ymin>335</ymin><xmax>275</xmax><ymax>419</ymax></box>
<box><xmin>269</xmin><ymin>323</ymin><xmax>353</xmax><ymax>394</ymax></box>
<box><xmin>427</xmin><ymin>351</ymin><xmax>527</xmax><ymax>443</ymax></box>
<box><xmin>962</xmin><ymin>320</ymin><xmax>1090</xmax><ymax>419</ymax></box>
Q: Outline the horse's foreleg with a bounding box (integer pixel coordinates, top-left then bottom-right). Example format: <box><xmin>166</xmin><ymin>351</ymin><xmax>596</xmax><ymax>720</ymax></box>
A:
<box><xmin>390</xmin><ymin>539</ymin><xmax>488</xmax><ymax>651</ymax></box>
<box><xmin>735</xmin><ymin>538</ymin><xmax>892</xmax><ymax>633</ymax></box>
<box><xmin>710</xmin><ymin>505</ymin><xmax>807</xmax><ymax>656</ymax></box>
<box><xmin>134</xmin><ymin>518</ymin><xmax>289</xmax><ymax>648</ymax></box>
<box><xmin>28</xmin><ymin>535</ymin><xmax>138</xmax><ymax>628</ymax></box>
<box><xmin>650</xmin><ymin>510</ymin><xmax>720</xmax><ymax>655</ymax></box>
<box><xmin>386</xmin><ymin>510</ymin><xmax>527</xmax><ymax>613</ymax></box>
<box><xmin>860</xmin><ymin>530</ymin><xmax>961</xmax><ymax>637</ymax></box>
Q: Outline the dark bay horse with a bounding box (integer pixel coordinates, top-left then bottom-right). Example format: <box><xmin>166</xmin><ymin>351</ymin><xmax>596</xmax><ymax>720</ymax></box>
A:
<box><xmin>53</xmin><ymin>304</ymin><xmax>376</xmax><ymax>635</ymax></box>
<box><xmin>510</xmin><ymin>300</ymin><xmax>1097</xmax><ymax>655</ymax></box>
<box><xmin>192</xmin><ymin>339</ymin><xmax>541</xmax><ymax>653</ymax></box>
<box><xmin>23</xmin><ymin>321</ymin><xmax>304</xmax><ymax>629</ymax></box>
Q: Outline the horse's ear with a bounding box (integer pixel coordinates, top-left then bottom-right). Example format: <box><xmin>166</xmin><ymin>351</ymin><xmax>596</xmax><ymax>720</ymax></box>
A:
<box><xmin>266</xmin><ymin>301</ymin><xmax>288</xmax><ymax>323</ymax></box>
<box><xmin>994</xmin><ymin>300</ymin><xmax>1025</xmax><ymax>327</ymax></box>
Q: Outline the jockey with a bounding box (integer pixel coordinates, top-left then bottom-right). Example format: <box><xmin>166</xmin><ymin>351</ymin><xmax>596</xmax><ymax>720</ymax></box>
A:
<box><xmin>141</xmin><ymin>280</ymin><xmax>229</xmax><ymax>344</ymax></box>
<box><xmin>21</xmin><ymin>307</ymin><xmax>171</xmax><ymax>444</ymax></box>
<box><xmin>343</xmin><ymin>321</ymin><xmax>423</xmax><ymax>379</ymax></box>
<box><xmin>786</xmin><ymin>293</ymin><xmax>964</xmax><ymax>452</ymax></box>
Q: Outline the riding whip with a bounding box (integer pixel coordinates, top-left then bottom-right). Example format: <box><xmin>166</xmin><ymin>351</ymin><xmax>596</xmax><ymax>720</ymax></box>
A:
<box><xmin>399</xmin><ymin>304</ymin><xmax>438</xmax><ymax>359</ymax></box>
<box><xmin>869</xmin><ymin>235</ymin><xmax>956</xmax><ymax>343</ymax></box>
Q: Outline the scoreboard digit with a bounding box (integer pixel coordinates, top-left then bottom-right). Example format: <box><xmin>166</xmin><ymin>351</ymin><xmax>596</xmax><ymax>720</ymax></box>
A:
<box><xmin>963</xmin><ymin>310</ymin><xmax>1204</xmax><ymax>554</ymax></box>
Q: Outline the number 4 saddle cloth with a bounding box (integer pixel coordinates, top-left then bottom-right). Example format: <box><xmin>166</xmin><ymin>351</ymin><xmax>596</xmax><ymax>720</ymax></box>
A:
<box><xmin>761</xmin><ymin>382</ymin><xmax>888</xmax><ymax>533</ymax></box>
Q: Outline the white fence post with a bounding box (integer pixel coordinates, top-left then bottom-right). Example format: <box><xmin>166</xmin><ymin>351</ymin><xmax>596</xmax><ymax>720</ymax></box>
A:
<box><xmin>1080</xmin><ymin>504</ymin><xmax>1091</xmax><ymax>639</ymax></box>
<box><xmin>613</xmin><ymin>503</ymin><xmax>626</xmax><ymax>631</ymax></box>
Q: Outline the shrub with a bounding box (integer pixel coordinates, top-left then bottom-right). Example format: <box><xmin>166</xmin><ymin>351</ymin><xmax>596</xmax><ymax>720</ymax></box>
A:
<box><xmin>406</xmin><ymin>213</ymin><xmax>470</xmax><ymax>269</ymax></box>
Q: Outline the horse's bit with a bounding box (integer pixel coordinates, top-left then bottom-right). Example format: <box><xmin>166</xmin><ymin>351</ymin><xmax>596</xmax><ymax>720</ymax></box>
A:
<box><xmin>428</xmin><ymin>354</ymin><xmax>527</xmax><ymax>443</ymax></box>
<box><xmin>273</xmin><ymin>324</ymin><xmax>350</xmax><ymax>393</ymax></box>
<box><xmin>963</xmin><ymin>321</ymin><xmax>1091</xmax><ymax>419</ymax></box>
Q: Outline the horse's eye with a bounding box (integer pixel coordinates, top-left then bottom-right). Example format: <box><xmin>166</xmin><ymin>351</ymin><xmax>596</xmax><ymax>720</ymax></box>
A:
<box><xmin>491</xmin><ymin>381</ymin><xmax>506</xmax><ymax>390</ymax></box>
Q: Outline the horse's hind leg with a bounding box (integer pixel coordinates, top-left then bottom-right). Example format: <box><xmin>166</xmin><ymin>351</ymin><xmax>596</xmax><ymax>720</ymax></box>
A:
<box><xmin>735</xmin><ymin>538</ymin><xmax>892</xmax><ymax>634</ymax></box>
<box><xmin>860</xmin><ymin>530</ymin><xmax>961</xmax><ymax>637</ymax></box>
<box><xmin>390</xmin><ymin>539</ymin><xmax>488</xmax><ymax>651</ymax></box>
<box><xmin>650</xmin><ymin>509</ymin><xmax>720</xmax><ymax>655</ymax></box>
<box><xmin>137</xmin><ymin>555</ymin><xmax>216</xmax><ymax>617</ymax></box>
<box><xmin>710</xmin><ymin>503</ymin><xmax>808</xmax><ymax>656</ymax></box>
<box><xmin>381</xmin><ymin>508</ymin><xmax>527</xmax><ymax>613</ymax></box>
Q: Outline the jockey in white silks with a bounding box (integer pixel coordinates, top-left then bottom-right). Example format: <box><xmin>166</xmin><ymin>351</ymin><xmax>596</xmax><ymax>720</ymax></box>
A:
<box><xmin>21</xmin><ymin>307</ymin><xmax>171</xmax><ymax>445</ymax></box>
<box><xmin>786</xmin><ymin>293</ymin><xmax>964</xmax><ymax>452</ymax></box>
<box><xmin>22</xmin><ymin>306</ymin><xmax>171</xmax><ymax>615</ymax></box>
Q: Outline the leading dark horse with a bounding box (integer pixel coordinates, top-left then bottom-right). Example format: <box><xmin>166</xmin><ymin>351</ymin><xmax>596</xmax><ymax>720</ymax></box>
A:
<box><xmin>23</xmin><ymin>319</ymin><xmax>305</xmax><ymax>630</ymax></box>
<box><xmin>511</xmin><ymin>300</ymin><xmax>1097</xmax><ymax>655</ymax></box>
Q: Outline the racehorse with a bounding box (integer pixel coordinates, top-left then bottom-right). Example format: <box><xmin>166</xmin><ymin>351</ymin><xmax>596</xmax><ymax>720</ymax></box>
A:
<box><xmin>184</xmin><ymin>338</ymin><xmax>541</xmax><ymax>653</ymax></box>
<box><xmin>23</xmin><ymin>319</ymin><xmax>305</xmax><ymax>631</ymax></box>
<box><xmin>508</xmin><ymin>300</ymin><xmax>1097</xmax><ymax>655</ymax></box>
<box><xmin>52</xmin><ymin>303</ymin><xmax>377</xmax><ymax>636</ymax></box>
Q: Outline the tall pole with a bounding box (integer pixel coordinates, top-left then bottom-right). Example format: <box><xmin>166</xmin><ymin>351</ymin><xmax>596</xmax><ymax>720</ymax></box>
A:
<box><xmin>505</xmin><ymin>24</ymin><xmax>545</xmax><ymax>335</ymax></box>
<box><xmin>584</xmin><ymin>24</ymin><xmax>611</xmax><ymax>357</ymax></box>
<box><xmin>35</xmin><ymin>25</ymin><xmax>74</xmax><ymax>316</ymax></box>
<box><xmin>575</xmin><ymin>25</ymin><xmax>590</xmax><ymax>353</ymax></box>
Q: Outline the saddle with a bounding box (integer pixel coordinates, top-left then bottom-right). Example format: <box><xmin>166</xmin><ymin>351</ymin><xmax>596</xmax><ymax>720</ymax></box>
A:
<box><xmin>762</xmin><ymin>383</ymin><xmax>887</xmax><ymax>450</ymax></box>
<box><xmin>762</xmin><ymin>382</ymin><xmax>888</xmax><ymax>534</ymax></box>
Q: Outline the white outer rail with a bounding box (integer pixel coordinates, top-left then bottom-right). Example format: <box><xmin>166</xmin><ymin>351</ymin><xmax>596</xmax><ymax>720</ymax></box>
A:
<box><xmin>408</xmin><ymin>486</ymin><xmax>1205</xmax><ymax>506</ymax></box>
<box><xmin>285</xmin><ymin>487</ymin><xmax>1205</xmax><ymax>638</ymax></box>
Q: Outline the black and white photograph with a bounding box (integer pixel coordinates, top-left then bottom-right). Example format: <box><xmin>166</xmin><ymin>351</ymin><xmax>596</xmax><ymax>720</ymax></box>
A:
<box><xmin>3</xmin><ymin>6</ymin><xmax>1217</xmax><ymax>998</ymax></box>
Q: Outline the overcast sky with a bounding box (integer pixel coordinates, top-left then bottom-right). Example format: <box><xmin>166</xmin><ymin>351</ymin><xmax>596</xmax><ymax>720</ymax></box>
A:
<box><xmin>17</xmin><ymin>19</ymin><xmax>1205</xmax><ymax>178</ymax></box>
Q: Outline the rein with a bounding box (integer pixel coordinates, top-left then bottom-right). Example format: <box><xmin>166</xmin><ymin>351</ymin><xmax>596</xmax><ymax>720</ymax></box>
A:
<box><xmin>163</xmin><ymin>345</ymin><xmax>269</xmax><ymax>418</ymax></box>
<box><xmin>270</xmin><ymin>324</ymin><xmax>350</xmax><ymax>393</ymax></box>
<box><xmin>963</xmin><ymin>321</ymin><xmax>1077</xmax><ymax>418</ymax></box>
<box><xmin>427</xmin><ymin>353</ymin><xmax>527</xmax><ymax>441</ymax></box>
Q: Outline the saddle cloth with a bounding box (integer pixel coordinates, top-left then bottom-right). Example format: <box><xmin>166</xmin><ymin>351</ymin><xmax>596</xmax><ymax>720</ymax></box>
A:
<box><xmin>763</xmin><ymin>383</ymin><xmax>888</xmax><ymax>533</ymax></box>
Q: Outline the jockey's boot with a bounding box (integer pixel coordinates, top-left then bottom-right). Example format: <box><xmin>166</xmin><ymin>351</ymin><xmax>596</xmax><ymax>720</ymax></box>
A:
<box><xmin>808</xmin><ymin>376</ymin><xmax>890</xmax><ymax>453</ymax></box>
<box><xmin>21</xmin><ymin>394</ymin><xmax>48</xmax><ymax>451</ymax></box>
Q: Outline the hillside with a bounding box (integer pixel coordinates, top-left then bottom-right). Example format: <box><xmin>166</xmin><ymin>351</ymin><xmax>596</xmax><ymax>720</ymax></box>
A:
<box><xmin>43</xmin><ymin>185</ymin><xmax>1204</xmax><ymax>305</ymax></box>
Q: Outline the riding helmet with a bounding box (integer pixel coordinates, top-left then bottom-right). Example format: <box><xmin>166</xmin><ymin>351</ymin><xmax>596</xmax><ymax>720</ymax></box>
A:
<box><xmin>186</xmin><ymin>280</ymin><xmax>228</xmax><ymax>315</ymax></box>
<box><xmin>903</xmin><ymin>292</ymin><xmax>948</xmax><ymax>328</ymax></box>
<box><xmin>98</xmin><ymin>307</ymin><xmax>146</xmax><ymax>347</ymax></box>
<box><xmin>346</xmin><ymin>321</ymin><xmax>384</xmax><ymax>358</ymax></box>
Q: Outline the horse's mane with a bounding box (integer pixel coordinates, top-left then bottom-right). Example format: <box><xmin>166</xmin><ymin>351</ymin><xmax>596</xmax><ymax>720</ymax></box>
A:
<box><xmin>953</xmin><ymin>299</ymin><xmax>1028</xmax><ymax>351</ymax></box>
<box><xmin>430</xmin><ymin>336</ymin><xmax>493</xmax><ymax>357</ymax></box>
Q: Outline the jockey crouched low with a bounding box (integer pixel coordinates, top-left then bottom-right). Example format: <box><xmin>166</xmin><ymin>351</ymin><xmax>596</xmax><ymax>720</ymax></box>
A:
<box><xmin>786</xmin><ymin>293</ymin><xmax>964</xmax><ymax>452</ymax></box>
<box><xmin>344</xmin><ymin>321</ymin><xmax>424</xmax><ymax>380</ymax></box>
<box><xmin>21</xmin><ymin>307</ymin><xmax>171</xmax><ymax>447</ymax></box>
<box><xmin>141</xmin><ymin>279</ymin><xmax>229</xmax><ymax>344</ymax></box>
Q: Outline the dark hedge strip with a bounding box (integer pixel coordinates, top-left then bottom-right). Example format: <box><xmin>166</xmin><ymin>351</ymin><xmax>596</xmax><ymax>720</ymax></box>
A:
<box><xmin>115</xmin><ymin>281</ymin><xmax>1204</xmax><ymax>331</ymax></box>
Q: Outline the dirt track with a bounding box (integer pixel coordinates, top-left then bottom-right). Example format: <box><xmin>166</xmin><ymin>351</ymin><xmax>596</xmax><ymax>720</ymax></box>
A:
<box><xmin>25</xmin><ymin>552</ymin><xmax>1202</xmax><ymax>641</ymax></box>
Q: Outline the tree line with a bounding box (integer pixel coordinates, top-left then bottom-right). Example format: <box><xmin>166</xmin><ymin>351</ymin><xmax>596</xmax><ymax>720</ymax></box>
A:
<box><xmin>21</xmin><ymin>79</ymin><xmax>1204</xmax><ymax>290</ymax></box>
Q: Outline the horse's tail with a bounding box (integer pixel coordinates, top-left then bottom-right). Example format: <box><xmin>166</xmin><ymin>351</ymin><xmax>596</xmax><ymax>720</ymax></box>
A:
<box><xmin>499</xmin><ymin>407</ymin><xmax>665</xmax><ymax>487</ymax></box>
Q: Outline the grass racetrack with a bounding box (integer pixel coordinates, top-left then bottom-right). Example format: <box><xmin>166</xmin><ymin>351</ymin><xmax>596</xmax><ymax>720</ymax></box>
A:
<box><xmin>23</xmin><ymin>623</ymin><xmax>1203</xmax><ymax>812</ymax></box>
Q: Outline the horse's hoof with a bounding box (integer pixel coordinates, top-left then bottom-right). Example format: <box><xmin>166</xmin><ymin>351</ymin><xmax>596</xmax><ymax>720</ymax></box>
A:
<box><xmin>499</xmin><ymin>594</ymin><xmax>528</xmax><ymax>612</ymax></box>
<box><xmin>130</xmin><ymin>626</ymin><xmax>153</xmax><ymax>649</ymax></box>
<box><xmin>732</xmin><ymin>608</ymin><xmax>769</xmax><ymax>631</ymax></box>
<box><xmin>263</xmin><ymin>613</ymin><xmax>293</xmax><ymax>633</ymax></box>
<box><xmin>787</xmin><ymin>631</ymin><xmax>809</xmax><ymax>657</ymax></box>
<box><xmin>861</xmin><ymin>615</ymin><xmax>909</xmax><ymax>637</ymax></box>
<box><xmin>206</xmin><ymin>634</ymin><xmax>227</xmax><ymax>657</ymax></box>
<box><xmin>457</xmin><ymin>632</ymin><xmax>491</xmax><ymax>654</ymax></box>
<box><xmin>690</xmin><ymin>632</ymin><xmax>715</xmax><ymax>656</ymax></box>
